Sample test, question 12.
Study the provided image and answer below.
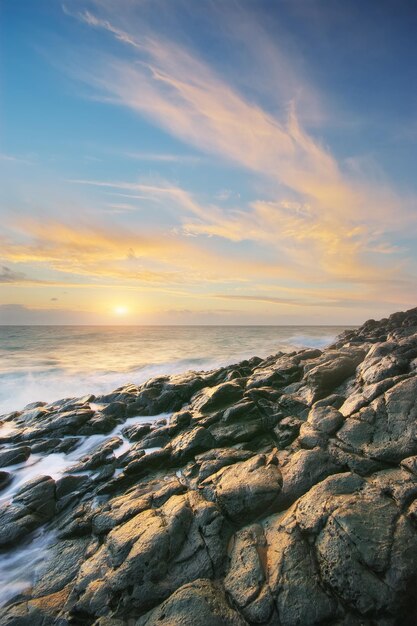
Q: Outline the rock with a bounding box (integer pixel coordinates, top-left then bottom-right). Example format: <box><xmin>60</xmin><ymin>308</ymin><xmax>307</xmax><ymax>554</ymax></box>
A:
<box><xmin>69</xmin><ymin>493</ymin><xmax>228</xmax><ymax>619</ymax></box>
<box><xmin>171</xmin><ymin>426</ymin><xmax>215</xmax><ymax>462</ymax></box>
<box><xmin>0</xmin><ymin>306</ymin><xmax>417</xmax><ymax>624</ymax></box>
<box><xmin>136</xmin><ymin>579</ymin><xmax>247</xmax><ymax>625</ymax></box>
<box><xmin>264</xmin><ymin>513</ymin><xmax>337</xmax><ymax>625</ymax></box>
<box><xmin>246</xmin><ymin>354</ymin><xmax>303</xmax><ymax>390</ymax></box>
<box><xmin>0</xmin><ymin>470</ymin><xmax>12</xmax><ymax>490</ymax></box>
<box><xmin>224</xmin><ymin>524</ymin><xmax>274</xmax><ymax>623</ymax></box>
<box><xmin>0</xmin><ymin>446</ymin><xmax>31</xmax><ymax>467</ymax></box>
<box><xmin>316</xmin><ymin>489</ymin><xmax>415</xmax><ymax>618</ymax></box>
<box><xmin>278</xmin><ymin>447</ymin><xmax>343</xmax><ymax>508</ymax></box>
<box><xmin>121</xmin><ymin>422</ymin><xmax>152</xmax><ymax>441</ymax></box>
<box><xmin>192</xmin><ymin>382</ymin><xmax>244</xmax><ymax>414</ymax></box>
<box><xmin>201</xmin><ymin>453</ymin><xmax>282</xmax><ymax>523</ymax></box>
<box><xmin>304</xmin><ymin>348</ymin><xmax>366</xmax><ymax>401</ymax></box>
<box><xmin>0</xmin><ymin>475</ymin><xmax>56</xmax><ymax>547</ymax></box>
<box><xmin>188</xmin><ymin>447</ymin><xmax>253</xmax><ymax>484</ymax></box>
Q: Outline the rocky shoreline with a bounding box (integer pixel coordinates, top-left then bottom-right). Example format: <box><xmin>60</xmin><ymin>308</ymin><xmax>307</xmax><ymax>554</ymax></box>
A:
<box><xmin>0</xmin><ymin>308</ymin><xmax>417</xmax><ymax>625</ymax></box>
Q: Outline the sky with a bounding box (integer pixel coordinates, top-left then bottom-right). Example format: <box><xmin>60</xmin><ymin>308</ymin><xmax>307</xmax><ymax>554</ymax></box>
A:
<box><xmin>0</xmin><ymin>0</ymin><xmax>416</xmax><ymax>325</ymax></box>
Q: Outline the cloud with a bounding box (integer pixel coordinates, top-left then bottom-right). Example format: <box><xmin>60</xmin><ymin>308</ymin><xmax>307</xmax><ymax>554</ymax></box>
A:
<box><xmin>0</xmin><ymin>265</ymin><xmax>47</xmax><ymax>284</ymax></box>
<box><xmin>0</xmin><ymin>216</ymin><xmax>290</xmax><ymax>288</ymax></box>
<box><xmin>0</xmin><ymin>303</ymin><xmax>99</xmax><ymax>325</ymax></box>
<box><xmin>123</xmin><ymin>151</ymin><xmax>201</xmax><ymax>164</ymax></box>
<box><xmin>0</xmin><ymin>266</ymin><xmax>28</xmax><ymax>283</ymax></box>
<box><xmin>64</xmin><ymin>5</ymin><xmax>415</xmax><ymax>291</ymax></box>
<box><xmin>70</xmin><ymin>176</ymin><xmax>407</xmax><ymax>286</ymax></box>
<box><xmin>0</xmin><ymin>153</ymin><xmax>33</xmax><ymax>165</ymax></box>
<box><xmin>214</xmin><ymin>291</ymin><xmax>415</xmax><ymax>310</ymax></box>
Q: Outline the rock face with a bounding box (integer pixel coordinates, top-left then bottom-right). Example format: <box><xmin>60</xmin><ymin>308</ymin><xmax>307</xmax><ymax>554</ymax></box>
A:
<box><xmin>1</xmin><ymin>307</ymin><xmax>417</xmax><ymax>625</ymax></box>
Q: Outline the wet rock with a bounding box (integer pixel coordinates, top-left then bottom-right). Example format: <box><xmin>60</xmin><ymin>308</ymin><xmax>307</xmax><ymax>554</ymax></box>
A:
<box><xmin>0</xmin><ymin>475</ymin><xmax>56</xmax><ymax>547</ymax></box>
<box><xmin>123</xmin><ymin>447</ymin><xmax>172</xmax><ymax>477</ymax></box>
<box><xmin>20</xmin><ymin>408</ymin><xmax>94</xmax><ymax>439</ymax></box>
<box><xmin>273</xmin><ymin>416</ymin><xmax>302</xmax><ymax>448</ymax></box>
<box><xmin>121</xmin><ymin>422</ymin><xmax>152</xmax><ymax>441</ymax></box>
<box><xmin>56</xmin><ymin>474</ymin><xmax>90</xmax><ymax>499</ymax></box>
<box><xmin>14</xmin><ymin>475</ymin><xmax>56</xmax><ymax>517</ymax></box>
<box><xmin>0</xmin><ymin>470</ymin><xmax>12</xmax><ymax>490</ymax></box>
<box><xmin>209</xmin><ymin>419</ymin><xmax>266</xmax><ymax>446</ymax></box>
<box><xmin>31</xmin><ymin>538</ymin><xmax>90</xmax><ymax>598</ymax></box>
<box><xmin>70</xmin><ymin>437</ymin><xmax>122</xmax><ymax>471</ymax></box>
<box><xmin>30</xmin><ymin>437</ymin><xmax>80</xmax><ymax>454</ymax></box>
<box><xmin>0</xmin><ymin>446</ymin><xmax>31</xmax><ymax>467</ymax></box>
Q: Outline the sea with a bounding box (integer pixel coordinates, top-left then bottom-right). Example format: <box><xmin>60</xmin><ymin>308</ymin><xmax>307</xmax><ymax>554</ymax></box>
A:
<box><xmin>0</xmin><ymin>325</ymin><xmax>353</xmax><ymax>416</ymax></box>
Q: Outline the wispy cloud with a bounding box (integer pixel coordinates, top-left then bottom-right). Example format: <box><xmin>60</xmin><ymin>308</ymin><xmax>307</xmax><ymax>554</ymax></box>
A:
<box><xmin>64</xmin><ymin>4</ymin><xmax>415</xmax><ymax>292</ymax></box>
<box><xmin>0</xmin><ymin>216</ymin><xmax>288</xmax><ymax>287</ymax></box>
<box><xmin>0</xmin><ymin>153</ymin><xmax>33</xmax><ymax>165</ymax></box>
<box><xmin>0</xmin><ymin>265</ymin><xmax>48</xmax><ymax>285</ymax></box>
<box><xmin>123</xmin><ymin>151</ymin><xmax>201</xmax><ymax>164</ymax></box>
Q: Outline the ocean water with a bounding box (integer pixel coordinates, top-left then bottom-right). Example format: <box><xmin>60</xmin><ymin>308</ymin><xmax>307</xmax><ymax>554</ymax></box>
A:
<box><xmin>0</xmin><ymin>325</ymin><xmax>353</xmax><ymax>415</ymax></box>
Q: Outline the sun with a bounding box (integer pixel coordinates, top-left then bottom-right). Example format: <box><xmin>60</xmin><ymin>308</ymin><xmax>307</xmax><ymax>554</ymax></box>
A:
<box><xmin>113</xmin><ymin>305</ymin><xmax>129</xmax><ymax>316</ymax></box>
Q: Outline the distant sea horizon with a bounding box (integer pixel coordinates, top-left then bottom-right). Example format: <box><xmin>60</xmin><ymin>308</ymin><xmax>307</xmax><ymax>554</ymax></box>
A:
<box><xmin>0</xmin><ymin>324</ymin><xmax>356</xmax><ymax>415</ymax></box>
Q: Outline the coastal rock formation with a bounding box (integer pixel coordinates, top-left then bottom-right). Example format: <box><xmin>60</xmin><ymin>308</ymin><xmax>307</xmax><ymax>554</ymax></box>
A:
<box><xmin>1</xmin><ymin>307</ymin><xmax>417</xmax><ymax>625</ymax></box>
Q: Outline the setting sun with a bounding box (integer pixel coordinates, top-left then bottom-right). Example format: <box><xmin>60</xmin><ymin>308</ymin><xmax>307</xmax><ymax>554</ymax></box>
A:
<box><xmin>113</xmin><ymin>305</ymin><xmax>129</xmax><ymax>316</ymax></box>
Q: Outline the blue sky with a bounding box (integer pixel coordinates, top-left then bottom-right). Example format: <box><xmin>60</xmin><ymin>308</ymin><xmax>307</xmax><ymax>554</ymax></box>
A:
<box><xmin>0</xmin><ymin>0</ymin><xmax>416</xmax><ymax>324</ymax></box>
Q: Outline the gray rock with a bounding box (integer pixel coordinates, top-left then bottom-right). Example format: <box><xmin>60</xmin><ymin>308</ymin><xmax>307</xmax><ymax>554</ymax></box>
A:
<box><xmin>201</xmin><ymin>453</ymin><xmax>282</xmax><ymax>523</ymax></box>
<box><xmin>0</xmin><ymin>475</ymin><xmax>56</xmax><ymax>547</ymax></box>
<box><xmin>0</xmin><ymin>446</ymin><xmax>30</xmax><ymax>467</ymax></box>
<box><xmin>136</xmin><ymin>579</ymin><xmax>247</xmax><ymax>625</ymax></box>
<box><xmin>171</xmin><ymin>426</ymin><xmax>215</xmax><ymax>462</ymax></box>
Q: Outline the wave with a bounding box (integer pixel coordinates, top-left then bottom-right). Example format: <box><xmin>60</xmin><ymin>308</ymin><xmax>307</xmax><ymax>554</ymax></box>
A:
<box><xmin>0</xmin><ymin>359</ymin><xmax>213</xmax><ymax>416</ymax></box>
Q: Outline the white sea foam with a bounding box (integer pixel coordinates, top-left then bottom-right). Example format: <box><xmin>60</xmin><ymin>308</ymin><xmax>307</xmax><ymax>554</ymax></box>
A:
<box><xmin>0</xmin><ymin>528</ymin><xmax>55</xmax><ymax>607</ymax></box>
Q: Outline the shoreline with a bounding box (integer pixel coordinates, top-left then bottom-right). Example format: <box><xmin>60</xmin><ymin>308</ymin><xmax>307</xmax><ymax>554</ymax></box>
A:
<box><xmin>0</xmin><ymin>308</ymin><xmax>416</xmax><ymax>624</ymax></box>
<box><xmin>0</xmin><ymin>325</ymin><xmax>349</xmax><ymax>416</ymax></box>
